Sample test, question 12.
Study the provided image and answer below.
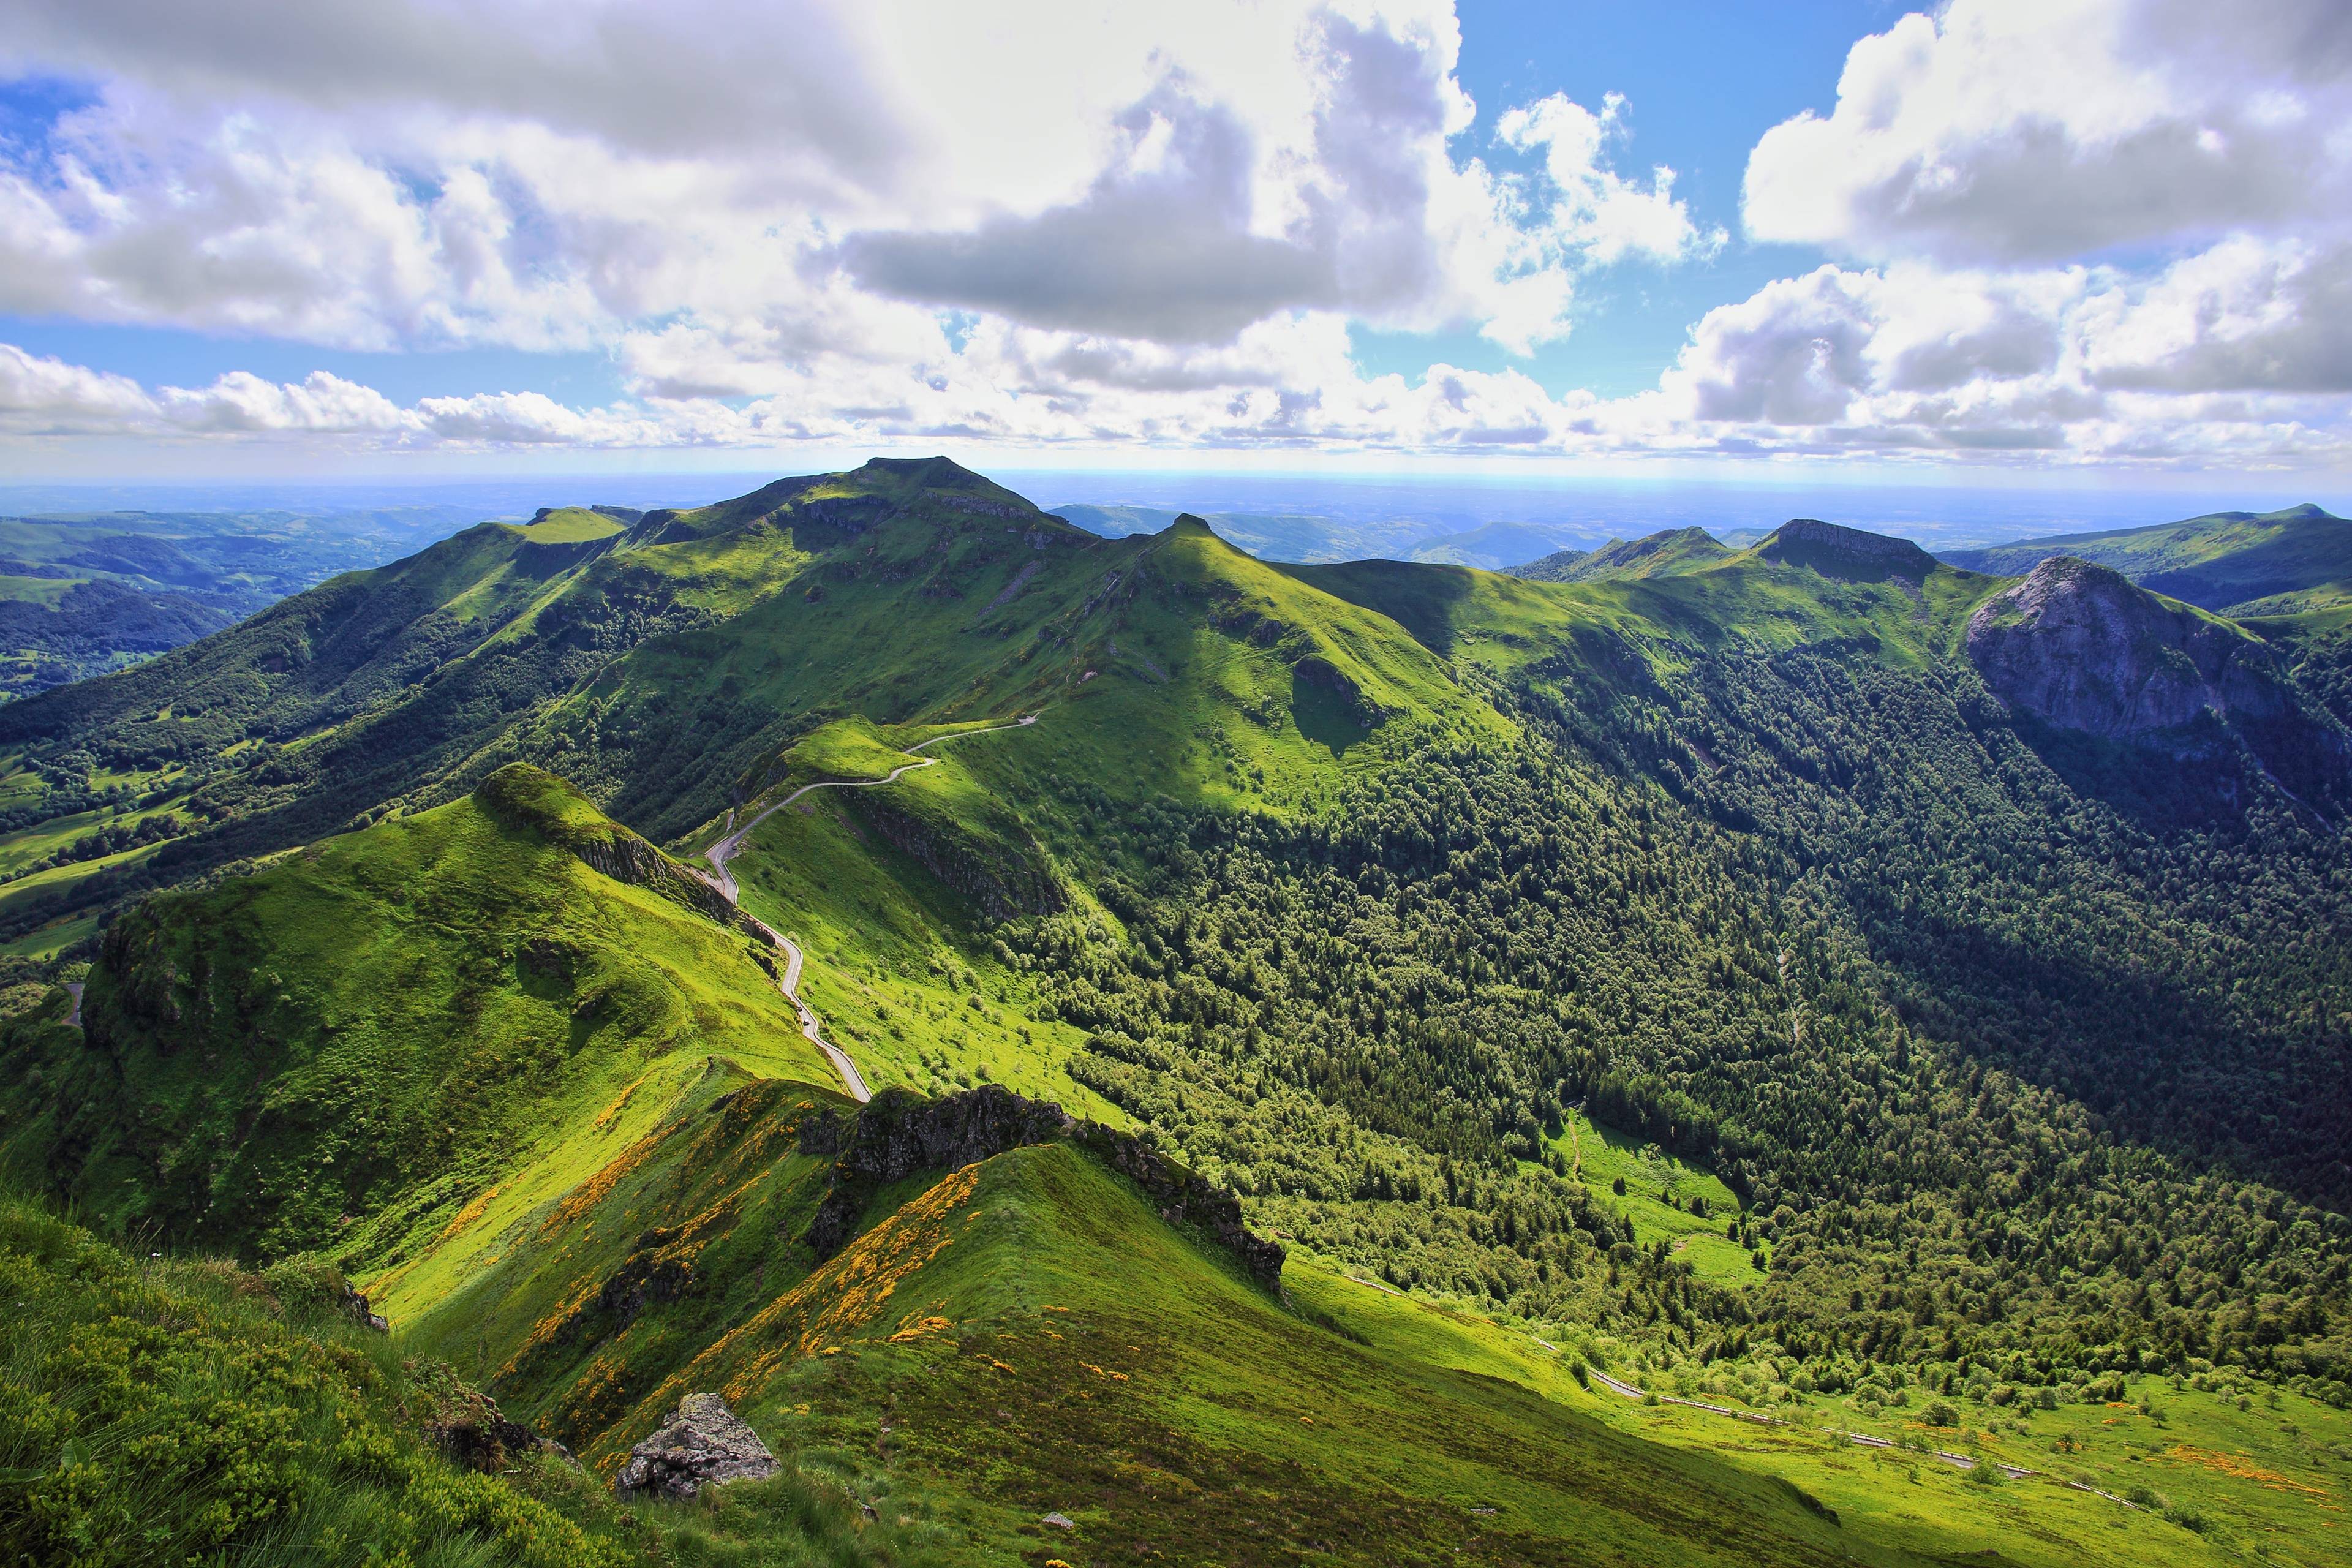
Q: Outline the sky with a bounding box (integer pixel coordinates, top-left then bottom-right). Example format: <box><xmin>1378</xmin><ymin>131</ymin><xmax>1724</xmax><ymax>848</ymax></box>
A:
<box><xmin>0</xmin><ymin>0</ymin><xmax>2348</xmax><ymax>487</ymax></box>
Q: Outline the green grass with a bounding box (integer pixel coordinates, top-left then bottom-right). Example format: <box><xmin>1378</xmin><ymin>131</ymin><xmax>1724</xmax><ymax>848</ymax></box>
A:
<box><xmin>0</xmin><ymin>1193</ymin><xmax>643</xmax><ymax>1568</ymax></box>
<box><xmin>722</xmin><ymin>727</ymin><xmax>1123</xmax><ymax>1121</ymax></box>
<box><xmin>1945</xmin><ymin>503</ymin><xmax>2352</xmax><ymax>614</ymax></box>
<box><xmin>0</xmin><ymin>766</ymin><xmax>846</xmax><ymax>1276</ymax></box>
<box><xmin>1563</xmin><ymin>1349</ymin><xmax>2352</xmax><ymax>1567</ymax></box>
<box><xmin>0</xmin><ymin>795</ymin><xmax>184</xmax><ymax>879</ymax></box>
<box><xmin>432</xmin><ymin>1104</ymin><xmax>2346</xmax><ymax>1568</ymax></box>
<box><xmin>1544</xmin><ymin>1111</ymin><xmax>1754</xmax><ymax>1284</ymax></box>
<box><xmin>507</xmin><ymin>508</ymin><xmax>629</xmax><ymax>543</ymax></box>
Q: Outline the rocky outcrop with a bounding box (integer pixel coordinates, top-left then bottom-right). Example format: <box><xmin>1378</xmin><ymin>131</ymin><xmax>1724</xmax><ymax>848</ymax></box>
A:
<box><xmin>612</xmin><ymin>1393</ymin><xmax>778</xmax><ymax>1501</ymax></box>
<box><xmin>428</xmin><ymin>1386</ymin><xmax>571</xmax><ymax>1473</ymax></box>
<box><xmin>797</xmin><ymin>1086</ymin><xmax>1286</xmax><ymax>1289</ymax></box>
<box><xmin>1758</xmin><ymin>518</ymin><xmax>1936</xmax><ymax>581</ymax></box>
<box><xmin>472</xmin><ymin>764</ymin><xmax>768</xmax><ymax>939</ymax></box>
<box><xmin>1966</xmin><ymin>557</ymin><xmax>2293</xmax><ymax>739</ymax></box>
<box><xmin>800</xmin><ymin>1085</ymin><xmax>1072</xmax><ymax>1255</ymax></box>
<box><xmin>1069</xmin><ymin>1121</ymin><xmax>1287</xmax><ymax>1289</ymax></box>
<box><xmin>1966</xmin><ymin>556</ymin><xmax>2351</xmax><ymax>809</ymax></box>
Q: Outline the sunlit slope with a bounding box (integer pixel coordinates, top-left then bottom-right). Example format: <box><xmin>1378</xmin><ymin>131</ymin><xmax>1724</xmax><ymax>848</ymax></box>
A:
<box><xmin>1295</xmin><ymin>519</ymin><xmax>2007</xmax><ymax>684</ymax></box>
<box><xmin>0</xmin><ymin>459</ymin><xmax>1523</xmax><ymax>954</ymax></box>
<box><xmin>404</xmin><ymin>1077</ymin><xmax>1893</xmax><ymax>1568</ymax></box>
<box><xmin>0</xmin><ymin>763</ymin><xmax>840</xmax><ymax>1265</ymax></box>
<box><xmin>1945</xmin><ymin>503</ymin><xmax>2352</xmax><ymax>614</ymax></box>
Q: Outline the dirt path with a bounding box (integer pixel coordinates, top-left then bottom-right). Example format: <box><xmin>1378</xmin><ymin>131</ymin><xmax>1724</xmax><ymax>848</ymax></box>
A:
<box><xmin>62</xmin><ymin>980</ymin><xmax>82</xmax><ymax>1029</ymax></box>
<box><xmin>698</xmin><ymin>715</ymin><xmax>1039</xmax><ymax>1103</ymax></box>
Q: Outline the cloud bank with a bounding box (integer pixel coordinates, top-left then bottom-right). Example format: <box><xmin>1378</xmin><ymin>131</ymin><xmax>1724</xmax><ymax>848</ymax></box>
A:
<box><xmin>0</xmin><ymin>0</ymin><xmax>2346</xmax><ymax>469</ymax></box>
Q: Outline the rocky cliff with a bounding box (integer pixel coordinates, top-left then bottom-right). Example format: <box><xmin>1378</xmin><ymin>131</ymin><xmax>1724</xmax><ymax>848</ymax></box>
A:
<box><xmin>1966</xmin><ymin>557</ymin><xmax>2289</xmax><ymax>737</ymax></box>
<box><xmin>1965</xmin><ymin>556</ymin><xmax>2349</xmax><ymax>806</ymax></box>
<box><xmin>799</xmin><ymin>1085</ymin><xmax>1286</xmax><ymax>1287</ymax></box>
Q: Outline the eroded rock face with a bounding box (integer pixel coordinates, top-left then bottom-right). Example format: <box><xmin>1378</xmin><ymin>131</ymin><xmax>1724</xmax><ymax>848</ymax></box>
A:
<box><xmin>612</xmin><ymin>1393</ymin><xmax>778</xmax><ymax>1501</ymax></box>
<box><xmin>1964</xmin><ymin>557</ymin><xmax>2288</xmax><ymax>739</ymax></box>
<box><xmin>797</xmin><ymin>1086</ymin><xmax>1287</xmax><ymax>1289</ymax></box>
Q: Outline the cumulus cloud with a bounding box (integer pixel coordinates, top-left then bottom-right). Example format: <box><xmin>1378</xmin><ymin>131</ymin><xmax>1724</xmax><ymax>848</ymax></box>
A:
<box><xmin>1494</xmin><ymin>92</ymin><xmax>1721</xmax><ymax>268</ymax></box>
<box><xmin>842</xmin><ymin>79</ymin><xmax>1333</xmax><ymax>342</ymax></box>
<box><xmin>1743</xmin><ymin>0</ymin><xmax>2352</xmax><ymax>264</ymax></box>
<box><xmin>0</xmin><ymin>0</ymin><xmax>2346</xmax><ymax>470</ymax></box>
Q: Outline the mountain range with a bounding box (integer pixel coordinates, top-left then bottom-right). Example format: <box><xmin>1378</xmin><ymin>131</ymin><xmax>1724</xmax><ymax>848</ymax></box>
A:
<box><xmin>4</xmin><ymin>458</ymin><xmax>2351</xmax><ymax>1568</ymax></box>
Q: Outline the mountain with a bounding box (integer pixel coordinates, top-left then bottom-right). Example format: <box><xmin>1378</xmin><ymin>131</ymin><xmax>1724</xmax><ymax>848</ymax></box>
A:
<box><xmin>0</xmin><ymin>502</ymin><xmax>506</xmax><ymax>697</ymax></box>
<box><xmin>1964</xmin><ymin>557</ymin><xmax>2349</xmax><ymax>801</ymax></box>
<box><xmin>1942</xmin><ymin>502</ymin><xmax>2352</xmax><ymax>615</ymax></box>
<box><xmin>1511</xmin><ymin>525</ymin><xmax>1732</xmax><ymax>582</ymax></box>
<box><xmin>1400</xmin><ymin>519</ymin><xmax>1591</xmax><ymax>570</ymax></box>
<box><xmin>6</xmin><ymin>463</ymin><xmax>2352</xmax><ymax>1566</ymax></box>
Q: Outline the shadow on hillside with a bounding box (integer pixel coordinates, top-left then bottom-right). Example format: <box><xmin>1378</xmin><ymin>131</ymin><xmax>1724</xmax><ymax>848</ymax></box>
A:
<box><xmin>1874</xmin><ymin>895</ymin><xmax>2352</xmax><ymax>1210</ymax></box>
<box><xmin>1278</xmin><ymin>560</ymin><xmax>1478</xmax><ymax>657</ymax></box>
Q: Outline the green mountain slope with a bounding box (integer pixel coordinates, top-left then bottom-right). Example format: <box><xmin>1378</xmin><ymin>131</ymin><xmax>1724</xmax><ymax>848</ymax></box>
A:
<box><xmin>8</xmin><ymin>465</ymin><xmax>2352</xmax><ymax>1564</ymax></box>
<box><xmin>1943</xmin><ymin>503</ymin><xmax>2352</xmax><ymax>615</ymax></box>
<box><xmin>1</xmin><ymin>764</ymin><xmax>844</xmax><ymax>1263</ymax></box>
<box><xmin>1509</xmin><ymin>525</ymin><xmax>1732</xmax><ymax>583</ymax></box>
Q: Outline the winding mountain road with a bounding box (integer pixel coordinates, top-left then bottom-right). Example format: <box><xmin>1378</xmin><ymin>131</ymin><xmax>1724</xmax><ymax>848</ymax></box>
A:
<box><xmin>699</xmin><ymin>715</ymin><xmax>1038</xmax><ymax>1103</ymax></box>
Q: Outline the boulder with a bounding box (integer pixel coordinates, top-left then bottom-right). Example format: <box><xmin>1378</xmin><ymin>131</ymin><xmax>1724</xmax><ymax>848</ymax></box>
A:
<box><xmin>612</xmin><ymin>1393</ymin><xmax>780</xmax><ymax>1501</ymax></box>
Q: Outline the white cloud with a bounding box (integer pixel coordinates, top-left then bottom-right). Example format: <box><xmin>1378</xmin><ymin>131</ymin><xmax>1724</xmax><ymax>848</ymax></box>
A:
<box><xmin>1743</xmin><ymin>0</ymin><xmax>2352</xmax><ymax>264</ymax></box>
<box><xmin>0</xmin><ymin>0</ymin><xmax>1714</xmax><ymax>368</ymax></box>
<box><xmin>0</xmin><ymin>0</ymin><xmax>2346</xmax><ymax>472</ymax></box>
<box><xmin>1494</xmin><ymin>92</ymin><xmax>1722</xmax><ymax>269</ymax></box>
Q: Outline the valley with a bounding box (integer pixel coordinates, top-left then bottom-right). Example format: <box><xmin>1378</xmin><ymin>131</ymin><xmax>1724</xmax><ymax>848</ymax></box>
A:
<box><xmin>4</xmin><ymin>459</ymin><xmax>2350</xmax><ymax>1567</ymax></box>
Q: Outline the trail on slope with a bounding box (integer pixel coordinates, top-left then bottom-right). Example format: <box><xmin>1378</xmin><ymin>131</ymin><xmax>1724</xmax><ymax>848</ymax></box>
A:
<box><xmin>699</xmin><ymin>714</ymin><xmax>1039</xmax><ymax>1104</ymax></box>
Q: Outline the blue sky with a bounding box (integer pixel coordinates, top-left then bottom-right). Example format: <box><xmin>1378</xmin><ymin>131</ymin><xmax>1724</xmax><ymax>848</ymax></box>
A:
<box><xmin>0</xmin><ymin>0</ymin><xmax>2345</xmax><ymax>484</ymax></box>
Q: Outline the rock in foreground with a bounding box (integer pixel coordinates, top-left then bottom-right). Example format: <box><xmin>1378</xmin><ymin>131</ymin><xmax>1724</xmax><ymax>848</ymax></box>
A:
<box><xmin>612</xmin><ymin>1393</ymin><xmax>779</xmax><ymax>1501</ymax></box>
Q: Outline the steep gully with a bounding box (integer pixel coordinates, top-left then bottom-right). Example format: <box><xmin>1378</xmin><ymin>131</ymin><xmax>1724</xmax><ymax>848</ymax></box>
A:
<box><xmin>697</xmin><ymin>715</ymin><xmax>1038</xmax><ymax>1104</ymax></box>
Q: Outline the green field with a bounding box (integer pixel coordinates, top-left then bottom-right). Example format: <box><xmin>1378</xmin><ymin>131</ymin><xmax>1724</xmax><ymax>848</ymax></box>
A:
<box><xmin>1546</xmin><ymin>1110</ymin><xmax>1755</xmax><ymax>1284</ymax></box>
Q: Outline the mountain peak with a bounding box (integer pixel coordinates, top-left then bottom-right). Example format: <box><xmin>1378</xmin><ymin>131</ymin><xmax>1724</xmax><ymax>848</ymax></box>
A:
<box><xmin>847</xmin><ymin>454</ymin><xmax>997</xmax><ymax>492</ymax></box>
<box><xmin>1757</xmin><ymin>518</ymin><xmax>1936</xmax><ymax>579</ymax></box>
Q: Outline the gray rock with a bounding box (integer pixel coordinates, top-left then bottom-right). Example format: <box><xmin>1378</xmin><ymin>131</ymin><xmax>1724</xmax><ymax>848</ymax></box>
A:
<box><xmin>612</xmin><ymin>1393</ymin><xmax>779</xmax><ymax>1501</ymax></box>
<box><xmin>1042</xmin><ymin>1512</ymin><xmax>1076</xmax><ymax>1529</ymax></box>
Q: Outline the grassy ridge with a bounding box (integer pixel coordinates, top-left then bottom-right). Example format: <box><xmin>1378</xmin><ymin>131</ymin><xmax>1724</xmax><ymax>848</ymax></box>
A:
<box><xmin>1943</xmin><ymin>503</ymin><xmax>2352</xmax><ymax>615</ymax></box>
<box><xmin>0</xmin><ymin>766</ymin><xmax>841</xmax><ymax>1267</ymax></box>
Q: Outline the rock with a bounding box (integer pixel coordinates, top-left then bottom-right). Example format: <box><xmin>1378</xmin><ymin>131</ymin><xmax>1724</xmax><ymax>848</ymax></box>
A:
<box><xmin>800</xmin><ymin>1086</ymin><xmax>1074</xmax><ymax>1257</ymax></box>
<box><xmin>612</xmin><ymin>1393</ymin><xmax>780</xmax><ymax>1501</ymax></box>
<box><xmin>797</xmin><ymin>1088</ymin><xmax>1285</xmax><ymax>1292</ymax></box>
<box><xmin>1966</xmin><ymin>557</ymin><xmax>2290</xmax><ymax>738</ymax></box>
<box><xmin>1042</xmin><ymin>1512</ymin><xmax>1076</xmax><ymax>1529</ymax></box>
<box><xmin>1966</xmin><ymin>556</ymin><xmax>2351</xmax><ymax>809</ymax></box>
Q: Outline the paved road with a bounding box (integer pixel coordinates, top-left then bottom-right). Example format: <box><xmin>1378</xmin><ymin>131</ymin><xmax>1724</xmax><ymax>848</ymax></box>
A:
<box><xmin>698</xmin><ymin>715</ymin><xmax>1039</xmax><ymax>1104</ymax></box>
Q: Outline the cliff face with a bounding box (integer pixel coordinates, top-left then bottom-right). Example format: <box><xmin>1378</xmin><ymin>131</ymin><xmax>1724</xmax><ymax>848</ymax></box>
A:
<box><xmin>799</xmin><ymin>1085</ymin><xmax>1286</xmax><ymax>1288</ymax></box>
<box><xmin>1964</xmin><ymin>556</ymin><xmax>2350</xmax><ymax>809</ymax></box>
<box><xmin>1964</xmin><ymin>557</ymin><xmax>2288</xmax><ymax>739</ymax></box>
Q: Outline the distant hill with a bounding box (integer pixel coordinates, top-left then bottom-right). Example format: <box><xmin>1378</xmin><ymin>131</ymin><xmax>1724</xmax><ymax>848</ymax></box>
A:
<box><xmin>0</xmin><ymin>503</ymin><xmax>507</xmax><ymax>697</ymax></box>
<box><xmin>1050</xmin><ymin>501</ymin><xmax>1591</xmax><ymax>566</ymax></box>
<box><xmin>1510</xmin><ymin>525</ymin><xmax>1731</xmax><ymax>582</ymax></box>
<box><xmin>1941</xmin><ymin>502</ymin><xmax>2352</xmax><ymax>614</ymax></box>
<box><xmin>1400</xmin><ymin>519</ymin><xmax>1591</xmax><ymax>570</ymax></box>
